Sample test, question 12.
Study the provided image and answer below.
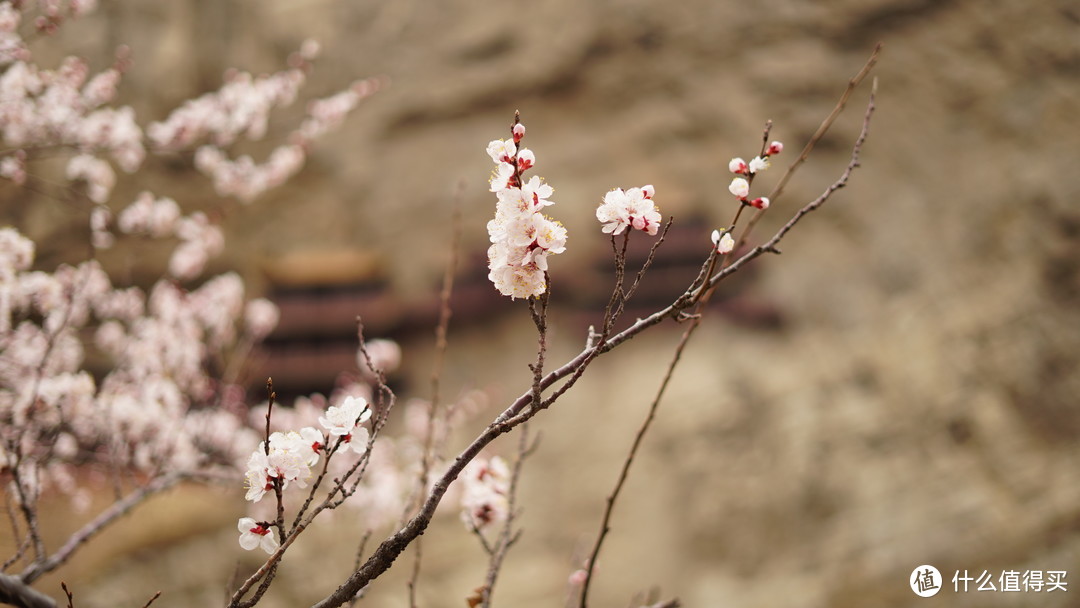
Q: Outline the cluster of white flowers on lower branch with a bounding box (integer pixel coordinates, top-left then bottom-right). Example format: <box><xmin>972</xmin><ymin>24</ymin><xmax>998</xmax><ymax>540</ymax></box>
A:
<box><xmin>238</xmin><ymin>396</ymin><xmax>372</xmax><ymax>553</ymax></box>
<box><xmin>486</xmin><ymin>118</ymin><xmax>567</xmax><ymax>299</ymax></box>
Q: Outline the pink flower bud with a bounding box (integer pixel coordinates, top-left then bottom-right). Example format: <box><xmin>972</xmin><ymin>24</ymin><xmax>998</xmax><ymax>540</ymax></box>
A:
<box><xmin>750</xmin><ymin>197</ymin><xmax>770</xmax><ymax>210</ymax></box>
<box><xmin>728</xmin><ymin>157</ymin><xmax>748</xmax><ymax>175</ymax></box>
<box><xmin>641</xmin><ymin>184</ymin><xmax>655</xmax><ymax>199</ymax></box>
<box><xmin>512</xmin><ymin>123</ymin><xmax>526</xmax><ymax>143</ymax></box>
<box><xmin>767</xmin><ymin>141</ymin><xmax>783</xmax><ymax>156</ymax></box>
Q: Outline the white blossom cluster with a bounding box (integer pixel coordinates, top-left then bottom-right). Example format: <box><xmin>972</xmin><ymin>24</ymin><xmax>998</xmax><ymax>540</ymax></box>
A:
<box><xmin>243</xmin><ymin>429</ymin><xmax>322</xmax><ymax>504</ymax></box>
<box><xmin>0</xmin><ymin>227</ymin><xmax>280</xmax><ymax>504</ymax></box>
<box><xmin>91</xmin><ymin>190</ymin><xmax>224</xmax><ymax>279</ymax></box>
<box><xmin>0</xmin><ymin>5</ymin><xmax>141</xmax><ymax>204</ymax></box>
<box><xmin>459</xmin><ymin>456</ymin><xmax>510</xmax><ymax>531</ymax></box>
<box><xmin>152</xmin><ymin>57</ymin><xmax>381</xmax><ymax>202</ymax></box>
<box><xmin>238</xmin><ymin>395</ymin><xmax>373</xmax><ymax>553</ymax></box>
<box><xmin>0</xmin><ymin>0</ymin><xmax>377</xmax><ymax>207</ymax></box>
<box><xmin>485</xmin><ymin>121</ymin><xmax>568</xmax><ymax>299</ymax></box>
<box><xmin>178</xmin><ymin>77</ymin><xmax>381</xmax><ymax>202</ymax></box>
<box><xmin>0</xmin><ymin>48</ymin><xmax>143</xmax><ymax>203</ymax></box>
<box><xmin>595</xmin><ymin>184</ymin><xmax>661</xmax><ymax>236</ymax></box>
<box><xmin>0</xmin><ymin>0</ymin><xmax>404</xmax><ymax>569</ymax></box>
<box><xmin>146</xmin><ymin>69</ymin><xmax>306</xmax><ymax>151</ymax></box>
<box><xmin>179</xmin><ymin>77</ymin><xmax>377</xmax><ymax>202</ymax></box>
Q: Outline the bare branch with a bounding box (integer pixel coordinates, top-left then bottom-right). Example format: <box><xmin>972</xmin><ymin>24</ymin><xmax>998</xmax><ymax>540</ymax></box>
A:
<box><xmin>706</xmin><ymin>78</ymin><xmax>877</xmax><ymax>293</ymax></box>
<box><xmin>19</xmin><ymin>473</ymin><xmax>184</xmax><ymax>585</ymax></box>
<box><xmin>733</xmin><ymin>42</ymin><xmax>882</xmax><ymax>253</ymax></box>
<box><xmin>139</xmin><ymin>591</ymin><xmax>162</xmax><ymax>608</ymax></box>
<box><xmin>0</xmin><ymin>574</ymin><xmax>54</xmax><ymax>608</ymax></box>
<box><xmin>481</xmin><ymin>421</ymin><xmax>533</xmax><ymax>608</ymax></box>
<box><xmin>578</xmin><ymin>316</ymin><xmax>698</xmax><ymax>607</ymax></box>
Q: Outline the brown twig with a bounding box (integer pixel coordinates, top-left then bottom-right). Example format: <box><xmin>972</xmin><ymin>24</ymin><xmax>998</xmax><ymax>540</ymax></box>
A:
<box><xmin>0</xmin><ymin>573</ymin><xmax>54</xmax><ymax>608</ymax></box>
<box><xmin>732</xmin><ymin>42</ymin><xmax>882</xmax><ymax>255</ymax></box>
<box><xmin>2</xmin><ymin>494</ymin><xmax>30</xmax><ymax>572</ymax></box>
<box><xmin>263</xmin><ymin>379</ymin><xmax>287</xmax><ymax>546</ymax></box>
<box><xmin>611</xmin><ymin>220</ymin><xmax>674</xmax><ymax>326</ymax></box>
<box><xmin>474</xmin><ymin>273</ymin><xmax>551</xmax><ymax>605</ymax></box>
<box><xmin>4</xmin><ymin>270</ymin><xmax>93</xmax><ymax>571</ymax></box>
<box><xmin>309</xmin><ymin>75</ymin><xmax>877</xmax><ymax>608</ymax></box>
<box><xmin>345</xmin><ymin>531</ymin><xmax>373</xmax><ymax>608</ymax></box>
<box><xmin>480</xmin><ymin>421</ymin><xmax>533</xmax><ymax>608</ymax></box>
<box><xmin>578</xmin><ymin>306</ymin><xmax>701</xmax><ymax>608</ymax></box>
<box><xmin>406</xmin><ymin>184</ymin><xmax>463</xmax><ymax>608</ymax></box>
<box><xmin>601</xmin><ymin>231</ymin><xmax>631</xmax><ymax>337</ymax></box>
<box><xmin>709</xmin><ymin>77</ymin><xmax>878</xmax><ymax>289</ymax></box>
<box><xmin>19</xmin><ymin>473</ymin><xmax>184</xmax><ymax>585</ymax></box>
<box><xmin>139</xmin><ymin>591</ymin><xmax>162</xmax><ymax>608</ymax></box>
<box><xmin>581</xmin><ymin>72</ymin><xmax>879</xmax><ymax>608</ymax></box>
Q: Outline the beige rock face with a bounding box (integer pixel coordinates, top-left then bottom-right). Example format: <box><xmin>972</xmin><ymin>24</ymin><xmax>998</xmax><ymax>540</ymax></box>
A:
<box><xmin>9</xmin><ymin>0</ymin><xmax>1080</xmax><ymax>606</ymax></box>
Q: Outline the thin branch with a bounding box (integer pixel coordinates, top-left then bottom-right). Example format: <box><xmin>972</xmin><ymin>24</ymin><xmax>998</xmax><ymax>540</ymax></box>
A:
<box><xmin>733</xmin><ymin>42</ymin><xmax>882</xmax><ymax>254</ymax></box>
<box><xmin>467</xmin><ymin>521</ymin><xmax>496</xmax><ymax>557</ymax></box>
<box><xmin>620</xmin><ymin>219</ymin><xmax>673</xmax><ymax>309</ymax></box>
<box><xmin>19</xmin><ymin>473</ymin><xmax>184</xmax><ymax>584</ymax></box>
<box><xmin>6</xmin><ymin>272</ymin><xmax>90</xmax><ymax>569</ymax></box>
<box><xmin>0</xmin><ymin>573</ymin><xmax>54</xmax><ymax>608</ymax></box>
<box><xmin>345</xmin><ymin>530</ymin><xmax>373</xmax><ymax>608</ymax></box>
<box><xmin>579</xmin><ymin>308</ymin><xmax>701</xmax><ymax>608</ymax></box>
<box><xmin>263</xmin><ymin>379</ymin><xmax>287</xmax><ymax>547</ymax></box>
<box><xmin>2</xmin><ymin>494</ymin><xmax>30</xmax><ymax>572</ymax></box>
<box><xmin>481</xmin><ymin>421</ymin><xmax>532</xmax><ymax>608</ymax></box>
<box><xmin>707</xmin><ymin>77</ymin><xmax>878</xmax><ymax>291</ymax></box>
<box><xmin>476</xmin><ymin>279</ymin><xmax>550</xmax><ymax>606</ymax></box>
<box><xmin>429</xmin><ymin>184</ymin><xmax>464</xmax><ymax>418</ymax></box>
<box><xmin>139</xmin><ymin>591</ymin><xmax>162</xmax><ymax>608</ymax></box>
<box><xmin>601</xmin><ymin>232</ymin><xmax>631</xmax><ymax>337</ymax></box>
<box><xmin>581</xmin><ymin>71</ymin><xmax>879</xmax><ymax>608</ymax></box>
<box><xmin>406</xmin><ymin>184</ymin><xmax>463</xmax><ymax>608</ymax></box>
<box><xmin>308</xmin><ymin>68</ymin><xmax>878</xmax><ymax>608</ymax></box>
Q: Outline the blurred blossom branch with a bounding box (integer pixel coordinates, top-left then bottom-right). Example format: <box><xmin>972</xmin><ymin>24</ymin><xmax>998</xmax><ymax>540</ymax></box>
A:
<box><xmin>0</xmin><ymin>2</ymin><xmax>379</xmax><ymax>607</ymax></box>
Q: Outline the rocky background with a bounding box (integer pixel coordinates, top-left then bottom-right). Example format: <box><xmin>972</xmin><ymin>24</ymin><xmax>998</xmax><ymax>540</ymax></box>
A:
<box><xmin>8</xmin><ymin>0</ymin><xmax>1080</xmax><ymax>607</ymax></box>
